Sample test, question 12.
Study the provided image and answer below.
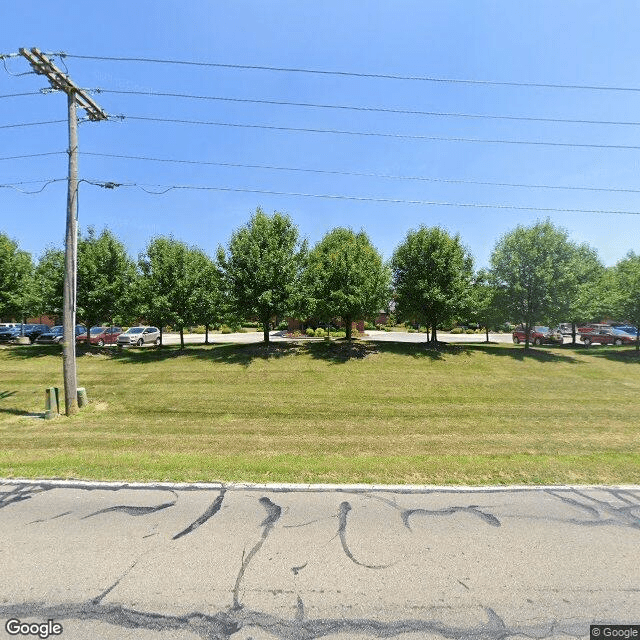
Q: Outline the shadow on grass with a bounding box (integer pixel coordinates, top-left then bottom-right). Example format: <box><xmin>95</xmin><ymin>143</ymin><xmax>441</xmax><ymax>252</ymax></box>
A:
<box><xmin>3</xmin><ymin>338</ymin><xmax>619</xmax><ymax>367</ymax></box>
<box><xmin>0</xmin><ymin>389</ymin><xmax>40</xmax><ymax>417</ymax></box>
<box><xmin>575</xmin><ymin>345</ymin><xmax>640</xmax><ymax>365</ymax></box>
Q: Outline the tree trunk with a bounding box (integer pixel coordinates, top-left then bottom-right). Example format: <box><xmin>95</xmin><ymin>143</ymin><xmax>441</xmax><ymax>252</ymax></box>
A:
<box><xmin>571</xmin><ymin>321</ymin><xmax>577</xmax><ymax>345</ymax></box>
<box><xmin>485</xmin><ymin>325</ymin><xmax>489</xmax><ymax>342</ymax></box>
<box><xmin>524</xmin><ymin>321</ymin><xmax>530</xmax><ymax>350</ymax></box>
<box><xmin>205</xmin><ymin>323</ymin><xmax>209</xmax><ymax>345</ymax></box>
<box><xmin>159</xmin><ymin>326</ymin><xmax>163</xmax><ymax>347</ymax></box>
<box><xmin>180</xmin><ymin>327</ymin><xmax>184</xmax><ymax>349</ymax></box>
<box><xmin>345</xmin><ymin>316</ymin><xmax>352</xmax><ymax>341</ymax></box>
<box><xmin>262</xmin><ymin>318</ymin><xmax>270</xmax><ymax>344</ymax></box>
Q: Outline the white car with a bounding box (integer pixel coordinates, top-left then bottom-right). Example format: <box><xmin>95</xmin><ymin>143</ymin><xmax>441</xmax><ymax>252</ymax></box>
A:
<box><xmin>116</xmin><ymin>326</ymin><xmax>161</xmax><ymax>346</ymax></box>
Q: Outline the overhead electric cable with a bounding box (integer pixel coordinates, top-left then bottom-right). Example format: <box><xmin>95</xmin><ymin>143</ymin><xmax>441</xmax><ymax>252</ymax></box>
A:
<box><xmin>0</xmin><ymin>91</ymin><xmax>47</xmax><ymax>99</ymax></box>
<box><xmin>52</xmin><ymin>52</ymin><xmax>640</xmax><ymax>92</ymax></box>
<box><xmin>0</xmin><ymin>119</ymin><xmax>66</xmax><ymax>129</ymax></box>
<box><xmin>80</xmin><ymin>179</ymin><xmax>640</xmax><ymax>215</ymax></box>
<box><xmin>0</xmin><ymin>151</ymin><xmax>66</xmax><ymax>161</ymax></box>
<box><xmin>93</xmin><ymin>88</ymin><xmax>640</xmax><ymax>127</ymax></box>
<box><xmin>113</xmin><ymin>114</ymin><xmax>640</xmax><ymax>150</ymax></box>
<box><xmin>81</xmin><ymin>151</ymin><xmax>640</xmax><ymax>195</ymax></box>
<box><xmin>0</xmin><ymin>178</ymin><xmax>65</xmax><ymax>194</ymax></box>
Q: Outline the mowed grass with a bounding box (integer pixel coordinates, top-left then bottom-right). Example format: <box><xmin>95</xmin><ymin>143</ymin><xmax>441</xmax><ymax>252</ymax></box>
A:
<box><xmin>1</xmin><ymin>340</ymin><xmax>639</xmax><ymax>485</ymax></box>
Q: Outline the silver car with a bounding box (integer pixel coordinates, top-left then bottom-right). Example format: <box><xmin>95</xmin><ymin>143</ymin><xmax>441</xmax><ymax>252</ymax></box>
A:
<box><xmin>116</xmin><ymin>326</ymin><xmax>161</xmax><ymax>346</ymax></box>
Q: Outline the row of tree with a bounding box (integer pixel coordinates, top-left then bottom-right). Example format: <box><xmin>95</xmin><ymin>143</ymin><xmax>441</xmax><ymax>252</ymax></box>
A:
<box><xmin>1</xmin><ymin>210</ymin><xmax>639</xmax><ymax>350</ymax></box>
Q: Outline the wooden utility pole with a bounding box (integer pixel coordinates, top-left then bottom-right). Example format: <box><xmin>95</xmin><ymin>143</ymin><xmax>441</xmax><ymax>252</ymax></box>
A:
<box><xmin>19</xmin><ymin>48</ymin><xmax>107</xmax><ymax>416</ymax></box>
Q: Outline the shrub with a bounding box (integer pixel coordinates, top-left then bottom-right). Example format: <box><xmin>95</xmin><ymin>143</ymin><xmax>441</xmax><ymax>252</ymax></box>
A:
<box><xmin>305</xmin><ymin>327</ymin><xmax>316</xmax><ymax>337</ymax></box>
<box><xmin>407</xmin><ymin>328</ymin><xmax>417</xmax><ymax>333</ymax></box>
<box><xmin>364</xmin><ymin>321</ymin><xmax>375</xmax><ymax>330</ymax></box>
<box><xmin>220</xmin><ymin>325</ymin><xmax>233</xmax><ymax>334</ymax></box>
<box><xmin>451</xmin><ymin>327</ymin><xmax>464</xmax><ymax>334</ymax></box>
<box><xmin>465</xmin><ymin>329</ymin><xmax>475</xmax><ymax>334</ymax></box>
<box><xmin>314</xmin><ymin>328</ymin><xmax>326</xmax><ymax>338</ymax></box>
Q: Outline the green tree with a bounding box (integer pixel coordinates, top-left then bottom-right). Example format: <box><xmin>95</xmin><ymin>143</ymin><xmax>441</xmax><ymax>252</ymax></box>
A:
<box><xmin>139</xmin><ymin>237</ymin><xmax>215</xmax><ymax>348</ymax></box>
<box><xmin>0</xmin><ymin>233</ymin><xmax>37</xmax><ymax>323</ymax></box>
<box><xmin>304</xmin><ymin>227</ymin><xmax>390</xmax><ymax>340</ymax></box>
<box><xmin>76</xmin><ymin>227</ymin><xmax>137</xmax><ymax>341</ymax></box>
<box><xmin>612</xmin><ymin>252</ymin><xmax>640</xmax><ymax>350</ymax></box>
<box><xmin>563</xmin><ymin>243</ymin><xmax>605</xmax><ymax>344</ymax></box>
<box><xmin>217</xmin><ymin>208</ymin><xmax>306</xmax><ymax>344</ymax></box>
<box><xmin>468</xmin><ymin>269</ymin><xmax>502</xmax><ymax>342</ymax></box>
<box><xmin>489</xmin><ymin>219</ymin><xmax>576</xmax><ymax>349</ymax></box>
<box><xmin>35</xmin><ymin>247</ymin><xmax>64</xmax><ymax>321</ymax></box>
<box><xmin>391</xmin><ymin>226</ymin><xmax>473</xmax><ymax>343</ymax></box>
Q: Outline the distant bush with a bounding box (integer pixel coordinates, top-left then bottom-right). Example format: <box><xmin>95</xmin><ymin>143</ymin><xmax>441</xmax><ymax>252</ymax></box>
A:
<box><xmin>220</xmin><ymin>325</ymin><xmax>233</xmax><ymax>334</ymax></box>
<box><xmin>277</xmin><ymin>321</ymin><xmax>288</xmax><ymax>330</ymax></box>
<box><xmin>364</xmin><ymin>321</ymin><xmax>375</xmax><ymax>330</ymax></box>
<box><xmin>314</xmin><ymin>328</ymin><xmax>326</xmax><ymax>338</ymax></box>
<box><xmin>244</xmin><ymin>321</ymin><xmax>260</xmax><ymax>328</ymax></box>
<box><xmin>451</xmin><ymin>327</ymin><xmax>464</xmax><ymax>334</ymax></box>
<box><xmin>305</xmin><ymin>327</ymin><xmax>316</xmax><ymax>337</ymax></box>
<box><xmin>465</xmin><ymin>329</ymin><xmax>475</xmax><ymax>334</ymax></box>
<box><xmin>407</xmin><ymin>328</ymin><xmax>417</xmax><ymax>333</ymax></box>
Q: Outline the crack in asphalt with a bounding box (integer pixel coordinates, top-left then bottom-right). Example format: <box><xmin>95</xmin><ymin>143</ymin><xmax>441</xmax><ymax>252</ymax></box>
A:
<box><xmin>232</xmin><ymin>497</ymin><xmax>282</xmax><ymax>610</ymax></box>
<box><xmin>401</xmin><ymin>505</ymin><xmax>501</xmax><ymax>531</ymax></box>
<box><xmin>337</xmin><ymin>501</ymin><xmax>395</xmax><ymax>569</ymax></box>
<box><xmin>172</xmin><ymin>488</ymin><xmax>227</xmax><ymax>540</ymax></box>
<box><xmin>0</xmin><ymin>601</ymin><xmax>600</xmax><ymax>640</ymax></box>
<box><xmin>27</xmin><ymin>510</ymin><xmax>73</xmax><ymax>525</ymax></box>
<box><xmin>546</xmin><ymin>488</ymin><xmax>640</xmax><ymax>529</ymax></box>
<box><xmin>82</xmin><ymin>491</ymin><xmax>178</xmax><ymax>519</ymax></box>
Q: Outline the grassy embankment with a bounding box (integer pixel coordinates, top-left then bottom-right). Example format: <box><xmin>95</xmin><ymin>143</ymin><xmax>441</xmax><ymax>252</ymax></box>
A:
<box><xmin>1</xmin><ymin>340</ymin><xmax>638</xmax><ymax>485</ymax></box>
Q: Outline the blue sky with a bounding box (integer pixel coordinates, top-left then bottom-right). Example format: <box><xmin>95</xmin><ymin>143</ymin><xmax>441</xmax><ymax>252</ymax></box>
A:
<box><xmin>2</xmin><ymin>1</ymin><xmax>640</xmax><ymax>270</ymax></box>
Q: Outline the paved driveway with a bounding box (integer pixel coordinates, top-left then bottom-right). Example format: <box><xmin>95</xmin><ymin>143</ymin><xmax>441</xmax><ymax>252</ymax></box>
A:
<box><xmin>1</xmin><ymin>480</ymin><xmax>638</xmax><ymax>639</ymax></box>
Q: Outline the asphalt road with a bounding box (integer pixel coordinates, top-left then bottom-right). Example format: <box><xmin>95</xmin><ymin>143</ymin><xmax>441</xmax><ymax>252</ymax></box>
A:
<box><xmin>1</xmin><ymin>480</ymin><xmax>638</xmax><ymax>639</ymax></box>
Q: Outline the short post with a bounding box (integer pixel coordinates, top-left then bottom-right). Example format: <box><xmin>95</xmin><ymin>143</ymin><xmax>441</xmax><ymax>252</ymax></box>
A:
<box><xmin>77</xmin><ymin>387</ymin><xmax>88</xmax><ymax>408</ymax></box>
<box><xmin>44</xmin><ymin>387</ymin><xmax>60</xmax><ymax>420</ymax></box>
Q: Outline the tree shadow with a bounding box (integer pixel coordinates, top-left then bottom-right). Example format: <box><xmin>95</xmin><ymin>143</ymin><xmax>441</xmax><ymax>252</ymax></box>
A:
<box><xmin>457</xmin><ymin>343</ymin><xmax>581</xmax><ymax>364</ymax></box>
<box><xmin>0</xmin><ymin>390</ymin><xmax>44</xmax><ymax>418</ymax></box>
<box><xmin>575</xmin><ymin>346</ymin><xmax>640</xmax><ymax>365</ymax></box>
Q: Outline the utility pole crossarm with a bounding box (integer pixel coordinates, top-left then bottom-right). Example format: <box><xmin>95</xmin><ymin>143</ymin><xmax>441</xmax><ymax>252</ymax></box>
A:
<box><xmin>19</xmin><ymin>48</ymin><xmax>107</xmax><ymax>121</ymax></box>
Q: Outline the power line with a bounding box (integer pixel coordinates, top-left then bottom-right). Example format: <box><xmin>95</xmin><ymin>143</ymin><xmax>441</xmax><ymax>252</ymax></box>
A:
<box><xmin>113</xmin><ymin>114</ymin><xmax>640</xmax><ymax>150</ymax></box>
<box><xmin>92</xmin><ymin>88</ymin><xmax>640</xmax><ymax>127</ymax></box>
<box><xmin>0</xmin><ymin>178</ymin><xmax>65</xmax><ymax>194</ymax></box>
<box><xmin>80</xmin><ymin>179</ymin><xmax>640</xmax><ymax>216</ymax></box>
<box><xmin>0</xmin><ymin>151</ymin><xmax>66</xmax><ymax>161</ymax></box>
<box><xmin>81</xmin><ymin>151</ymin><xmax>640</xmax><ymax>195</ymax></box>
<box><xmin>0</xmin><ymin>91</ymin><xmax>48</xmax><ymax>100</ymax></box>
<box><xmin>52</xmin><ymin>52</ymin><xmax>640</xmax><ymax>93</ymax></box>
<box><xmin>0</xmin><ymin>119</ymin><xmax>66</xmax><ymax>130</ymax></box>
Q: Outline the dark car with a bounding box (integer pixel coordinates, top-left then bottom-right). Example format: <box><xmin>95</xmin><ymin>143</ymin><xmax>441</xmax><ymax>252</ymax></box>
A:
<box><xmin>0</xmin><ymin>323</ymin><xmax>49</xmax><ymax>343</ymax></box>
<box><xmin>36</xmin><ymin>325</ymin><xmax>85</xmax><ymax>344</ymax></box>
<box><xmin>512</xmin><ymin>325</ymin><xmax>564</xmax><ymax>345</ymax></box>
<box><xmin>0</xmin><ymin>325</ymin><xmax>22</xmax><ymax>342</ymax></box>
<box><xmin>76</xmin><ymin>326</ymin><xmax>123</xmax><ymax>346</ymax></box>
<box><xmin>580</xmin><ymin>328</ymin><xmax>638</xmax><ymax>346</ymax></box>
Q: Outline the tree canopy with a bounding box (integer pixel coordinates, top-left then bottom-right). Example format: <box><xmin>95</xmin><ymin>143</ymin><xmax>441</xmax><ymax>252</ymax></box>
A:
<box><xmin>303</xmin><ymin>227</ymin><xmax>390</xmax><ymax>340</ymax></box>
<box><xmin>0</xmin><ymin>233</ymin><xmax>37</xmax><ymax>323</ymax></box>
<box><xmin>489</xmin><ymin>220</ymin><xmax>576</xmax><ymax>349</ymax></box>
<box><xmin>217</xmin><ymin>208</ymin><xmax>306</xmax><ymax>343</ymax></box>
<box><xmin>391</xmin><ymin>226</ymin><xmax>473</xmax><ymax>342</ymax></box>
<box><xmin>612</xmin><ymin>251</ymin><xmax>640</xmax><ymax>350</ymax></box>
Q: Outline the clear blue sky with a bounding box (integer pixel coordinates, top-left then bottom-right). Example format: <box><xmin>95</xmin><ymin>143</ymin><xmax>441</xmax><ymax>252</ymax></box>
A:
<box><xmin>2</xmin><ymin>1</ymin><xmax>640</xmax><ymax>270</ymax></box>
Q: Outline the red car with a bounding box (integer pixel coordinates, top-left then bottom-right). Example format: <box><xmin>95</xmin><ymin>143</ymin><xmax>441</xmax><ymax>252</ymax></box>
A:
<box><xmin>76</xmin><ymin>326</ymin><xmax>122</xmax><ymax>346</ymax></box>
<box><xmin>580</xmin><ymin>328</ymin><xmax>637</xmax><ymax>346</ymax></box>
<box><xmin>512</xmin><ymin>325</ymin><xmax>564</xmax><ymax>345</ymax></box>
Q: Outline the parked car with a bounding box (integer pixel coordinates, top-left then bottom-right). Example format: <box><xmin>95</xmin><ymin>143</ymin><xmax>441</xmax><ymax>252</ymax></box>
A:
<box><xmin>558</xmin><ymin>323</ymin><xmax>573</xmax><ymax>335</ymax></box>
<box><xmin>76</xmin><ymin>326</ymin><xmax>123</xmax><ymax>346</ymax></box>
<box><xmin>0</xmin><ymin>323</ymin><xmax>50</xmax><ymax>343</ymax></box>
<box><xmin>0</xmin><ymin>325</ymin><xmax>22</xmax><ymax>342</ymax></box>
<box><xmin>577</xmin><ymin>323</ymin><xmax>611</xmax><ymax>334</ymax></box>
<box><xmin>36</xmin><ymin>325</ymin><xmax>85</xmax><ymax>344</ymax></box>
<box><xmin>614</xmin><ymin>325</ymin><xmax>639</xmax><ymax>337</ymax></box>
<box><xmin>512</xmin><ymin>325</ymin><xmax>564</xmax><ymax>345</ymax></box>
<box><xmin>116</xmin><ymin>326</ymin><xmax>161</xmax><ymax>346</ymax></box>
<box><xmin>580</xmin><ymin>327</ymin><xmax>638</xmax><ymax>346</ymax></box>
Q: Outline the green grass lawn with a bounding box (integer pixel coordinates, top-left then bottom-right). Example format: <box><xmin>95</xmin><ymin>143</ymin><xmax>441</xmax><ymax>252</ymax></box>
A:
<box><xmin>1</xmin><ymin>340</ymin><xmax>639</xmax><ymax>485</ymax></box>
